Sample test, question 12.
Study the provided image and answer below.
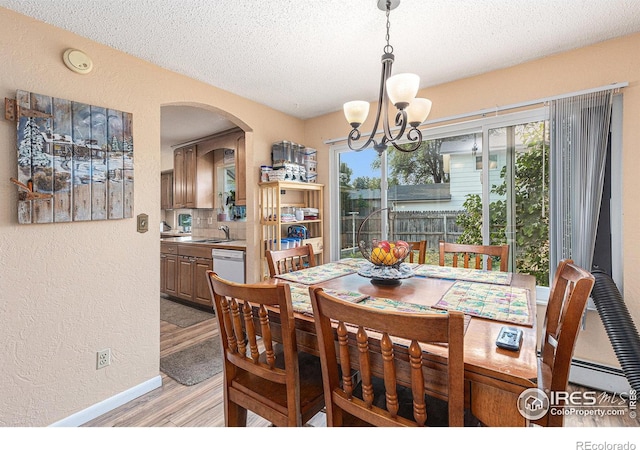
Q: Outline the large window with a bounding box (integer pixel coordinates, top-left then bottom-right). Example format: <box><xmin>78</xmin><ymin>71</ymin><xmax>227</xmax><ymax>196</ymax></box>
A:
<box><xmin>331</xmin><ymin>104</ymin><xmax>622</xmax><ymax>295</ymax></box>
<box><xmin>485</xmin><ymin>120</ymin><xmax>550</xmax><ymax>285</ymax></box>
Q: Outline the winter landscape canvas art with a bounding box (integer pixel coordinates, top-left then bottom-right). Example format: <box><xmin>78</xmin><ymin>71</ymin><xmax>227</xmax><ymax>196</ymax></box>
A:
<box><xmin>15</xmin><ymin>90</ymin><xmax>133</xmax><ymax>224</ymax></box>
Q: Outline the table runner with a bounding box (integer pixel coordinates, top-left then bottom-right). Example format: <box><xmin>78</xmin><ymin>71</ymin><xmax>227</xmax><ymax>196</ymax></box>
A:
<box><xmin>434</xmin><ymin>280</ymin><xmax>532</xmax><ymax>327</ymax></box>
<box><xmin>274</xmin><ymin>262</ymin><xmax>356</xmax><ymax>284</ymax></box>
<box><xmin>412</xmin><ymin>264</ymin><xmax>513</xmax><ymax>285</ymax></box>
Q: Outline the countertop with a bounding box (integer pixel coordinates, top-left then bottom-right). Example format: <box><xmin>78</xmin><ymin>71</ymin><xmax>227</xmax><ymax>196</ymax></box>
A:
<box><xmin>161</xmin><ymin>236</ymin><xmax>247</xmax><ymax>250</ymax></box>
<box><xmin>161</xmin><ymin>232</ymin><xmax>191</xmax><ymax>238</ymax></box>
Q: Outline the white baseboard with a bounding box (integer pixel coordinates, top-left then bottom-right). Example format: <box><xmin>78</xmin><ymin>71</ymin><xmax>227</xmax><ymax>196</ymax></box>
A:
<box><xmin>49</xmin><ymin>375</ymin><xmax>163</xmax><ymax>427</ymax></box>
<box><xmin>569</xmin><ymin>359</ymin><xmax>631</xmax><ymax>394</ymax></box>
<box><xmin>45</xmin><ymin>360</ymin><xmax>629</xmax><ymax>426</ymax></box>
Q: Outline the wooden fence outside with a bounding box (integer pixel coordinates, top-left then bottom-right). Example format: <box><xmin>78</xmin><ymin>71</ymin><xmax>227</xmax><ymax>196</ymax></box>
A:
<box><xmin>340</xmin><ymin>210</ymin><xmax>464</xmax><ymax>255</ymax></box>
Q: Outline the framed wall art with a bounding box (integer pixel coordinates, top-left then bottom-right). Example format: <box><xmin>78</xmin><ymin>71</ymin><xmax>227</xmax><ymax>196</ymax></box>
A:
<box><xmin>12</xmin><ymin>90</ymin><xmax>134</xmax><ymax>224</ymax></box>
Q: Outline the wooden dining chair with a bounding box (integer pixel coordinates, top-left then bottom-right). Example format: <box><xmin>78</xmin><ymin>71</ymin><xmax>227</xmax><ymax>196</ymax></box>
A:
<box><xmin>309</xmin><ymin>286</ymin><xmax>467</xmax><ymax>427</ymax></box>
<box><xmin>206</xmin><ymin>271</ymin><xmax>325</xmax><ymax>427</ymax></box>
<box><xmin>533</xmin><ymin>259</ymin><xmax>595</xmax><ymax>427</ymax></box>
<box><xmin>438</xmin><ymin>241</ymin><xmax>509</xmax><ymax>272</ymax></box>
<box><xmin>406</xmin><ymin>240</ymin><xmax>427</xmax><ymax>264</ymax></box>
<box><xmin>266</xmin><ymin>243</ymin><xmax>315</xmax><ymax>277</ymax></box>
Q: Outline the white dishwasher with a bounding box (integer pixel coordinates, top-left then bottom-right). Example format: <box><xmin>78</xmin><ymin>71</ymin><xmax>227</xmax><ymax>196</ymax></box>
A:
<box><xmin>212</xmin><ymin>248</ymin><xmax>246</xmax><ymax>283</ymax></box>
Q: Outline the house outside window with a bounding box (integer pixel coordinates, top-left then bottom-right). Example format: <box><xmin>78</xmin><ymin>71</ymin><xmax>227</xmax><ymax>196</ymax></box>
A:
<box><xmin>475</xmin><ymin>154</ymin><xmax>498</xmax><ymax>170</ymax></box>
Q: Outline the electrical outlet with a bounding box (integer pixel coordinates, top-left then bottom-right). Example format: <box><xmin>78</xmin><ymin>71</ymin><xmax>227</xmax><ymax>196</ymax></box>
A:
<box><xmin>97</xmin><ymin>348</ymin><xmax>111</xmax><ymax>369</ymax></box>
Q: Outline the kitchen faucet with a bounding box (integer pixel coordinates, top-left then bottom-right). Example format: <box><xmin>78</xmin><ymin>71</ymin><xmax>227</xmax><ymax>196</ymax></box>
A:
<box><xmin>218</xmin><ymin>224</ymin><xmax>230</xmax><ymax>240</ymax></box>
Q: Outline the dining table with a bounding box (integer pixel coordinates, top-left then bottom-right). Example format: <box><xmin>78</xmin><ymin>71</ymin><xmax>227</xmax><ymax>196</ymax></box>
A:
<box><xmin>257</xmin><ymin>259</ymin><xmax>539</xmax><ymax>427</ymax></box>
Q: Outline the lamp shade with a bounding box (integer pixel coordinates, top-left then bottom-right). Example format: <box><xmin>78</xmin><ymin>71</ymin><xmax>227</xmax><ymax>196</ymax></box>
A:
<box><xmin>344</xmin><ymin>101</ymin><xmax>370</xmax><ymax>127</ymax></box>
<box><xmin>386</xmin><ymin>73</ymin><xmax>419</xmax><ymax>108</ymax></box>
<box><xmin>406</xmin><ymin>98</ymin><xmax>432</xmax><ymax>126</ymax></box>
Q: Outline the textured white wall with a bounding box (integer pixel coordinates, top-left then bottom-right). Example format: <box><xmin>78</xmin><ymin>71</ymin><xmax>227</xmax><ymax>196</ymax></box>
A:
<box><xmin>0</xmin><ymin>8</ymin><xmax>303</xmax><ymax>426</ymax></box>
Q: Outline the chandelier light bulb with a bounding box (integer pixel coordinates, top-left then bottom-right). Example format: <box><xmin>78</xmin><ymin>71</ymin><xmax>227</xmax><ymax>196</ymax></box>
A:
<box><xmin>406</xmin><ymin>98</ymin><xmax>432</xmax><ymax>127</ymax></box>
<box><xmin>386</xmin><ymin>73</ymin><xmax>420</xmax><ymax>109</ymax></box>
<box><xmin>343</xmin><ymin>101</ymin><xmax>370</xmax><ymax>127</ymax></box>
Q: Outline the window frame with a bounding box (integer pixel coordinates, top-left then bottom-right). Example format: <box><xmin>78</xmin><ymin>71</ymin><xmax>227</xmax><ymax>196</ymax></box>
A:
<box><xmin>329</xmin><ymin>104</ymin><xmax>623</xmax><ymax>305</ymax></box>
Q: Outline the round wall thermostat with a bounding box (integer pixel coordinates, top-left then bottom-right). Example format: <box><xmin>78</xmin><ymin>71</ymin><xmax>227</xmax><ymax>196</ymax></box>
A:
<box><xmin>63</xmin><ymin>49</ymin><xmax>93</xmax><ymax>74</ymax></box>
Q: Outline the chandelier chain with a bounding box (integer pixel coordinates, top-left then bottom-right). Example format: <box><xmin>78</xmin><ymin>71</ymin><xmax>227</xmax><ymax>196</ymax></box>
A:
<box><xmin>384</xmin><ymin>1</ymin><xmax>393</xmax><ymax>54</ymax></box>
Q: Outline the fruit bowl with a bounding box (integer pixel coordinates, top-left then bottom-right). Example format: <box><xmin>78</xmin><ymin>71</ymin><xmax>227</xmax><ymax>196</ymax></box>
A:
<box><xmin>356</xmin><ymin>208</ymin><xmax>415</xmax><ymax>285</ymax></box>
<box><xmin>359</xmin><ymin>238</ymin><xmax>411</xmax><ymax>268</ymax></box>
<box><xmin>357</xmin><ymin>238</ymin><xmax>415</xmax><ymax>285</ymax></box>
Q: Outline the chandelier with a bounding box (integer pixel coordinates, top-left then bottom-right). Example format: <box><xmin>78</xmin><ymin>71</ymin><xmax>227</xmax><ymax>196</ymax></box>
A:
<box><xmin>343</xmin><ymin>0</ymin><xmax>432</xmax><ymax>155</ymax></box>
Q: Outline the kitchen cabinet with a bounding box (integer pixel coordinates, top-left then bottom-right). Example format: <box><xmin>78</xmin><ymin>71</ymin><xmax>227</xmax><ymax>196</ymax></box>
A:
<box><xmin>173</xmin><ymin>144</ymin><xmax>214</xmax><ymax>209</ymax></box>
<box><xmin>198</xmin><ymin>128</ymin><xmax>245</xmax><ymax>207</ymax></box>
<box><xmin>235</xmin><ymin>133</ymin><xmax>246</xmax><ymax>206</ymax></box>
<box><xmin>174</xmin><ymin>244</ymin><xmax>214</xmax><ymax>309</ymax></box>
<box><xmin>193</xmin><ymin>257</ymin><xmax>214</xmax><ymax>305</ymax></box>
<box><xmin>162</xmin><ymin>240</ymin><xmax>247</xmax><ymax>308</ymax></box>
<box><xmin>161</xmin><ymin>170</ymin><xmax>173</xmax><ymax>210</ymax></box>
<box><xmin>160</xmin><ymin>242</ymin><xmax>178</xmax><ymax>297</ymax></box>
<box><xmin>259</xmin><ymin>181</ymin><xmax>324</xmax><ymax>278</ymax></box>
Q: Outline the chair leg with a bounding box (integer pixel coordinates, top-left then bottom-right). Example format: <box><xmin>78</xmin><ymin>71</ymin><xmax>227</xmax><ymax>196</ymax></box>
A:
<box><xmin>226</xmin><ymin>401</ymin><xmax>248</xmax><ymax>427</ymax></box>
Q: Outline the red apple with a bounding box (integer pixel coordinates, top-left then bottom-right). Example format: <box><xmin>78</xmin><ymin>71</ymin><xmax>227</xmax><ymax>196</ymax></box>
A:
<box><xmin>393</xmin><ymin>245</ymin><xmax>408</xmax><ymax>259</ymax></box>
<box><xmin>395</xmin><ymin>240</ymin><xmax>410</xmax><ymax>249</ymax></box>
<box><xmin>377</xmin><ymin>240</ymin><xmax>391</xmax><ymax>252</ymax></box>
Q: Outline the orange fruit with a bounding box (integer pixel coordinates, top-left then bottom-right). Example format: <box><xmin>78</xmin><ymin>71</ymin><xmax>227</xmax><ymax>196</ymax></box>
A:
<box><xmin>371</xmin><ymin>247</ymin><xmax>397</xmax><ymax>265</ymax></box>
<box><xmin>371</xmin><ymin>247</ymin><xmax>386</xmax><ymax>264</ymax></box>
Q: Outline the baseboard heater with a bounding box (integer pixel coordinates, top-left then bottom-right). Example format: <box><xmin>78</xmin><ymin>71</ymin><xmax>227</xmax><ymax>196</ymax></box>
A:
<box><xmin>569</xmin><ymin>358</ymin><xmax>631</xmax><ymax>394</ymax></box>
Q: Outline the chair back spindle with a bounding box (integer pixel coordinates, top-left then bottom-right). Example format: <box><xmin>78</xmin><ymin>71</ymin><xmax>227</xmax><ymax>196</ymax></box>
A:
<box><xmin>406</xmin><ymin>240</ymin><xmax>427</xmax><ymax>264</ymax></box>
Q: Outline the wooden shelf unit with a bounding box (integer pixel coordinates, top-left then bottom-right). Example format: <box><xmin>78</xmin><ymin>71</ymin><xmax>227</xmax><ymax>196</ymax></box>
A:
<box><xmin>259</xmin><ymin>181</ymin><xmax>324</xmax><ymax>278</ymax></box>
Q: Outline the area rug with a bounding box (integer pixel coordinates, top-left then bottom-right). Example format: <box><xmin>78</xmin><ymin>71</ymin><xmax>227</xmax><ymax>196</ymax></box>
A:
<box><xmin>160</xmin><ymin>338</ymin><xmax>223</xmax><ymax>386</ymax></box>
<box><xmin>160</xmin><ymin>297</ymin><xmax>214</xmax><ymax>328</ymax></box>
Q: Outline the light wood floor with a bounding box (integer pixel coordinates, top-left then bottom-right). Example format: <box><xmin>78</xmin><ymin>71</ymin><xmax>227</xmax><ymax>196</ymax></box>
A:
<box><xmin>83</xmin><ymin>301</ymin><xmax>638</xmax><ymax>427</ymax></box>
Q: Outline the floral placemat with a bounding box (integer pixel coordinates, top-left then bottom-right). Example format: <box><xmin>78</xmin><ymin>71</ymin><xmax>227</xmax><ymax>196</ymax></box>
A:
<box><xmin>287</xmin><ymin>283</ymin><xmax>316</xmax><ymax>316</ymax></box>
<box><xmin>358</xmin><ymin>297</ymin><xmax>471</xmax><ymax>333</ymax></box>
<box><xmin>434</xmin><ymin>280</ymin><xmax>532</xmax><ymax>326</ymax></box>
<box><xmin>286</xmin><ymin>283</ymin><xmax>470</xmax><ymax>333</ymax></box>
<box><xmin>274</xmin><ymin>262</ymin><xmax>356</xmax><ymax>285</ymax></box>
<box><xmin>358</xmin><ymin>297</ymin><xmax>443</xmax><ymax>314</ymax></box>
<box><xmin>287</xmin><ymin>282</ymin><xmax>368</xmax><ymax>316</ymax></box>
<box><xmin>287</xmin><ymin>283</ymin><xmax>439</xmax><ymax>317</ymax></box>
<box><xmin>413</xmin><ymin>264</ymin><xmax>513</xmax><ymax>285</ymax></box>
<box><xmin>335</xmin><ymin>258</ymin><xmax>369</xmax><ymax>270</ymax></box>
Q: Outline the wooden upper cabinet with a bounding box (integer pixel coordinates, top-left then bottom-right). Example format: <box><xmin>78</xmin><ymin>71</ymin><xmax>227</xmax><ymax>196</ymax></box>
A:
<box><xmin>161</xmin><ymin>170</ymin><xmax>173</xmax><ymax>210</ymax></box>
<box><xmin>173</xmin><ymin>148</ymin><xmax>185</xmax><ymax>208</ymax></box>
<box><xmin>183</xmin><ymin>146</ymin><xmax>196</xmax><ymax>207</ymax></box>
<box><xmin>173</xmin><ymin>144</ymin><xmax>214</xmax><ymax>209</ymax></box>
<box><xmin>197</xmin><ymin>127</ymin><xmax>246</xmax><ymax>207</ymax></box>
<box><xmin>172</xmin><ymin>128</ymin><xmax>244</xmax><ymax>210</ymax></box>
<box><xmin>235</xmin><ymin>134</ymin><xmax>246</xmax><ymax>206</ymax></box>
